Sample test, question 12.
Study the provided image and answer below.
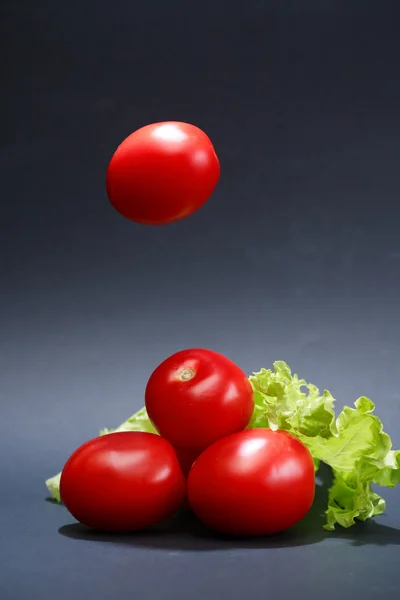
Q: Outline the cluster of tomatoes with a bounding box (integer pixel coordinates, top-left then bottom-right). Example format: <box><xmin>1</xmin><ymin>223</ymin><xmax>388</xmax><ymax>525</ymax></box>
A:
<box><xmin>60</xmin><ymin>349</ymin><xmax>315</xmax><ymax>536</ymax></box>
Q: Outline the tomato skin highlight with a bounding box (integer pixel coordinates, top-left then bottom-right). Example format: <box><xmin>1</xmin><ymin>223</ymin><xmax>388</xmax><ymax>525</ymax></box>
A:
<box><xmin>187</xmin><ymin>429</ymin><xmax>315</xmax><ymax>536</ymax></box>
<box><xmin>106</xmin><ymin>121</ymin><xmax>220</xmax><ymax>225</ymax></box>
<box><xmin>145</xmin><ymin>348</ymin><xmax>254</xmax><ymax>453</ymax></box>
<box><xmin>60</xmin><ymin>432</ymin><xmax>186</xmax><ymax>531</ymax></box>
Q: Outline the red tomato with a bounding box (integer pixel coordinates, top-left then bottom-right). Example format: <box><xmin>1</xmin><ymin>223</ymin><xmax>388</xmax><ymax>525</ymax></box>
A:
<box><xmin>60</xmin><ymin>432</ymin><xmax>186</xmax><ymax>531</ymax></box>
<box><xmin>145</xmin><ymin>348</ymin><xmax>254</xmax><ymax>453</ymax></box>
<box><xmin>187</xmin><ymin>429</ymin><xmax>315</xmax><ymax>536</ymax></box>
<box><xmin>106</xmin><ymin>121</ymin><xmax>220</xmax><ymax>225</ymax></box>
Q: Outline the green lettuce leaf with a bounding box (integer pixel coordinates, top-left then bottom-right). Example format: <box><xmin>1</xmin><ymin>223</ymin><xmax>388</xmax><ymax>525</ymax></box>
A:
<box><xmin>248</xmin><ymin>360</ymin><xmax>337</xmax><ymax>439</ymax></box>
<box><xmin>45</xmin><ymin>407</ymin><xmax>157</xmax><ymax>502</ymax></box>
<box><xmin>99</xmin><ymin>406</ymin><xmax>158</xmax><ymax>436</ymax></box>
<box><xmin>249</xmin><ymin>362</ymin><xmax>400</xmax><ymax>530</ymax></box>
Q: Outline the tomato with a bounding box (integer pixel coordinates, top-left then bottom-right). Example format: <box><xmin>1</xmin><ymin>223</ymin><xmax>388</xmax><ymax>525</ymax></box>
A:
<box><xmin>106</xmin><ymin>121</ymin><xmax>220</xmax><ymax>225</ymax></box>
<box><xmin>60</xmin><ymin>432</ymin><xmax>186</xmax><ymax>531</ymax></box>
<box><xmin>145</xmin><ymin>348</ymin><xmax>254</xmax><ymax>453</ymax></box>
<box><xmin>187</xmin><ymin>429</ymin><xmax>315</xmax><ymax>536</ymax></box>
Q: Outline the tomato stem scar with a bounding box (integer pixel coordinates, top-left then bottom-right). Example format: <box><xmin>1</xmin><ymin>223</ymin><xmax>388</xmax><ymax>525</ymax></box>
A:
<box><xmin>178</xmin><ymin>368</ymin><xmax>196</xmax><ymax>382</ymax></box>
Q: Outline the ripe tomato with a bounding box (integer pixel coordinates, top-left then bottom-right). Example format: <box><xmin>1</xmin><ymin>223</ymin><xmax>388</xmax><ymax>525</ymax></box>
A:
<box><xmin>60</xmin><ymin>432</ymin><xmax>186</xmax><ymax>531</ymax></box>
<box><xmin>145</xmin><ymin>348</ymin><xmax>254</xmax><ymax>453</ymax></box>
<box><xmin>106</xmin><ymin>121</ymin><xmax>220</xmax><ymax>225</ymax></box>
<box><xmin>187</xmin><ymin>429</ymin><xmax>315</xmax><ymax>536</ymax></box>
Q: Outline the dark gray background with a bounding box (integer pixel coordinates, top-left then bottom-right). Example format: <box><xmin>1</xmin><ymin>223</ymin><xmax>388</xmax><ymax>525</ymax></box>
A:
<box><xmin>1</xmin><ymin>0</ymin><xmax>400</xmax><ymax>598</ymax></box>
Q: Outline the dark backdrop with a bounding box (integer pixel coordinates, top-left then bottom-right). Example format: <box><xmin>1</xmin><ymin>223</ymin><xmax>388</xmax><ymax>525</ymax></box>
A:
<box><xmin>1</xmin><ymin>1</ymin><xmax>400</xmax><ymax>599</ymax></box>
